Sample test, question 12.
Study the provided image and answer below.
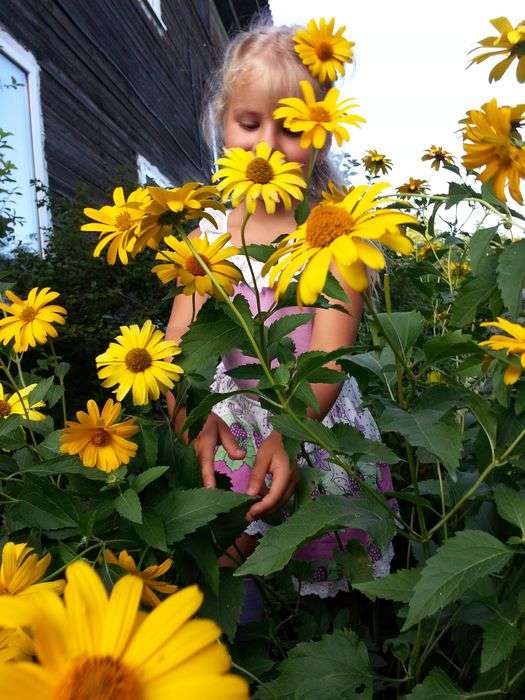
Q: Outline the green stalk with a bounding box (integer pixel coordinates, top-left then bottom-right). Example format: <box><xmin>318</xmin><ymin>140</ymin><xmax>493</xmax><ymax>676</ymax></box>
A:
<box><xmin>238</xmin><ymin>211</ymin><xmax>267</xmax><ymax>360</ymax></box>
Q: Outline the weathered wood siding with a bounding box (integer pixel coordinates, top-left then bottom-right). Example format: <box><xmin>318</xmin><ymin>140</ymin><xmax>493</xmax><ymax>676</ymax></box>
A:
<box><xmin>0</xmin><ymin>0</ymin><xmax>234</xmax><ymax>201</ymax></box>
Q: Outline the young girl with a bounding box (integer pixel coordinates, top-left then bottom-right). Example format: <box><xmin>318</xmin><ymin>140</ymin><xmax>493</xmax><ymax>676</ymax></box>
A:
<box><xmin>166</xmin><ymin>20</ymin><xmax>394</xmax><ymax>598</ymax></box>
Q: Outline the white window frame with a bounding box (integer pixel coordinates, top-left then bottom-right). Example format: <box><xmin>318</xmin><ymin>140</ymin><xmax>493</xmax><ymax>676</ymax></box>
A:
<box><xmin>0</xmin><ymin>27</ymin><xmax>51</xmax><ymax>253</ymax></box>
<box><xmin>137</xmin><ymin>154</ymin><xmax>172</xmax><ymax>188</ymax></box>
<box><xmin>138</xmin><ymin>0</ymin><xmax>167</xmax><ymax>33</ymax></box>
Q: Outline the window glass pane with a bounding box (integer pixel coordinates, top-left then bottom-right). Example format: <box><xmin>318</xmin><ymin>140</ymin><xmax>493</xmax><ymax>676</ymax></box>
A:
<box><xmin>0</xmin><ymin>52</ymin><xmax>40</xmax><ymax>252</ymax></box>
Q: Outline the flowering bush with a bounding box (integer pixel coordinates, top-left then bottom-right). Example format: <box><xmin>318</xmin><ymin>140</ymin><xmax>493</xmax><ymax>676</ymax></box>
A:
<box><xmin>0</xmin><ymin>13</ymin><xmax>524</xmax><ymax>699</ymax></box>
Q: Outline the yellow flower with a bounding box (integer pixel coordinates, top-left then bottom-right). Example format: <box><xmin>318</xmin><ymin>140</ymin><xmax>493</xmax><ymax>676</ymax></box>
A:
<box><xmin>82</xmin><ymin>187</ymin><xmax>145</xmax><ymax>265</ymax></box>
<box><xmin>153</xmin><ymin>233</ymin><xmax>242</xmax><ymax>297</ymax></box>
<box><xmin>362</xmin><ymin>149</ymin><xmax>393</xmax><ymax>176</ymax></box>
<box><xmin>462</xmin><ymin>99</ymin><xmax>525</xmax><ymax>204</ymax></box>
<box><xmin>480</xmin><ymin>317</ymin><xmax>525</xmax><ymax>384</ymax></box>
<box><xmin>320</xmin><ymin>180</ymin><xmax>353</xmax><ymax>204</ymax></box>
<box><xmin>59</xmin><ymin>399</ymin><xmax>139</xmax><ymax>473</ymax></box>
<box><xmin>212</xmin><ymin>141</ymin><xmax>306</xmax><ymax>214</ymax></box>
<box><xmin>0</xmin><ymin>383</ymin><xmax>45</xmax><ymax>422</ymax></box>
<box><xmin>0</xmin><ymin>560</ymin><xmax>248</xmax><ymax>699</ymax></box>
<box><xmin>397</xmin><ymin>178</ymin><xmax>429</xmax><ymax>195</ymax></box>
<box><xmin>422</xmin><ymin>145</ymin><xmax>454</xmax><ymax>171</ymax></box>
<box><xmin>293</xmin><ymin>17</ymin><xmax>354</xmax><ymax>83</ymax></box>
<box><xmin>262</xmin><ymin>182</ymin><xmax>417</xmax><ymax>305</ymax></box>
<box><xmin>426</xmin><ymin>370</ymin><xmax>443</xmax><ymax>384</ymax></box>
<box><xmin>273</xmin><ymin>80</ymin><xmax>365</xmax><ymax>149</ymax></box>
<box><xmin>0</xmin><ymin>628</ymin><xmax>33</xmax><ymax>663</ymax></box>
<box><xmin>0</xmin><ymin>287</ymin><xmax>67</xmax><ymax>354</ymax></box>
<box><xmin>417</xmin><ymin>241</ymin><xmax>443</xmax><ymax>260</ymax></box>
<box><xmin>0</xmin><ymin>542</ymin><xmax>64</xmax><ymax>598</ymax></box>
<box><xmin>138</xmin><ymin>184</ymin><xmax>225</xmax><ymax>250</ymax></box>
<box><xmin>469</xmin><ymin>16</ymin><xmax>525</xmax><ymax>83</ymax></box>
<box><xmin>445</xmin><ymin>260</ymin><xmax>470</xmax><ymax>286</ymax></box>
<box><xmin>96</xmin><ymin>320</ymin><xmax>183</xmax><ymax>406</ymax></box>
<box><xmin>104</xmin><ymin>549</ymin><xmax>178</xmax><ymax>608</ymax></box>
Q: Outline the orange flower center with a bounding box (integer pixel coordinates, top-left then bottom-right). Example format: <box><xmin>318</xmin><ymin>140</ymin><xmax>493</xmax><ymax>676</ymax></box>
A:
<box><xmin>55</xmin><ymin>655</ymin><xmax>140</xmax><ymax>700</ymax></box>
<box><xmin>309</xmin><ymin>104</ymin><xmax>331</xmax><ymax>122</ymax></box>
<box><xmin>316</xmin><ymin>41</ymin><xmax>334</xmax><ymax>61</ymax></box>
<box><xmin>91</xmin><ymin>428</ymin><xmax>111</xmax><ymax>447</ymax></box>
<box><xmin>306</xmin><ymin>204</ymin><xmax>354</xmax><ymax>247</ymax></box>
<box><xmin>246</xmin><ymin>157</ymin><xmax>274</xmax><ymax>184</ymax></box>
<box><xmin>0</xmin><ymin>400</ymin><xmax>11</xmax><ymax>417</ymax></box>
<box><xmin>20</xmin><ymin>306</ymin><xmax>37</xmax><ymax>322</ymax></box>
<box><xmin>115</xmin><ymin>211</ymin><xmax>133</xmax><ymax>231</ymax></box>
<box><xmin>186</xmin><ymin>255</ymin><xmax>209</xmax><ymax>277</ymax></box>
<box><xmin>125</xmin><ymin>348</ymin><xmax>152</xmax><ymax>373</ymax></box>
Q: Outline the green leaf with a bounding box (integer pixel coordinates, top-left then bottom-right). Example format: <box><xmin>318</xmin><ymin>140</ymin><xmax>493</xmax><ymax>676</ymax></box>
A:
<box><xmin>133</xmin><ymin>509</ymin><xmax>167</xmax><ymax>551</ymax></box>
<box><xmin>114</xmin><ymin>489</ymin><xmax>143</xmax><ymax>524</ymax></box>
<box><xmin>323</xmin><ymin>271</ymin><xmax>349</xmax><ymax>303</ymax></box>
<box><xmin>271</xmin><ymin>414</ymin><xmax>339</xmax><ymax>452</ymax></box>
<box><xmin>137</xmin><ymin>421</ymin><xmax>158</xmax><ymax>469</ymax></box>
<box><xmin>480</xmin><ymin>617</ymin><xmax>521</xmax><ymax>673</ymax></box>
<box><xmin>156</xmin><ymin>488</ymin><xmax>250</xmax><ymax>544</ymax></box>
<box><xmin>294</xmin><ymin>197</ymin><xmax>310</xmax><ymax>225</ymax></box>
<box><xmin>494</xmin><ymin>484</ymin><xmax>525</xmax><ymax>539</ymax></box>
<box><xmin>46</xmin><ymin>384</ymin><xmax>64</xmax><ymax>408</ymax></box>
<box><xmin>182</xmin><ymin>390</ymin><xmax>244</xmax><ymax>432</ymax></box>
<box><xmin>404</xmin><ymin>530</ymin><xmax>512</xmax><ymax>629</ymax></box>
<box><xmin>334</xmin><ymin>540</ymin><xmax>373</xmax><ymax>585</ymax></box>
<box><xmin>15</xmin><ymin>482</ymin><xmax>81</xmax><ymax>531</ymax></box>
<box><xmin>303</xmin><ymin>367</ymin><xmax>346</xmax><ymax>383</ymax></box>
<box><xmin>200</xmin><ymin>568</ymin><xmax>244</xmax><ymax>642</ymax></box>
<box><xmin>180</xmin><ymin>302</ymin><xmax>245</xmax><ymax>372</ymax></box>
<box><xmin>379</xmin><ymin>406</ymin><xmax>462</xmax><ymax>477</ymax></box>
<box><xmin>470</xmin><ymin>226</ymin><xmax>498</xmax><ymax>275</ymax></box>
<box><xmin>374</xmin><ymin>311</ymin><xmax>425</xmax><ymax>361</ymax></box>
<box><xmin>255</xmin><ymin>630</ymin><xmax>373</xmax><ymax>700</ymax></box>
<box><xmin>423</xmin><ymin>332</ymin><xmax>480</xmax><ymax>363</ymax></box>
<box><xmin>295</xmin><ymin>347</ymin><xmax>352</xmax><ymax>383</ymax></box>
<box><xmin>407</xmin><ymin>669</ymin><xmax>462</xmax><ymax>699</ymax></box>
<box><xmin>450</xmin><ymin>264</ymin><xmax>498</xmax><ymax>327</ymax></box>
<box><xmin>236</xmin><ymin>494</ymin><xmax>395</xmax><ymax>577</ymax></box>
<box><xmin>267</xmin><ymin>313</ymin><xmax>312</xmax><ymax>345</ymax></box>
<box><xmin>331</xmin><ymin>423</ymin><xmax>399</xmax><ymax>464</ymax></box>
<box><xmin>132</xmin><ymin>466</ymin><xmax>169</xmax><ymax>493</ymax></box>
<box><xmin>28</xmin><ymin>376</ymin><xmax>54</xmax><ymax>405</ymax></box>
<box><xmin>496</xmin><ymin>240</ymin><xmax>525</xmax><ymax>320</ymax></box>
<box><xmin>354</xmin><ymin>567</ymin><xmax>421</xmax><ymax>602</ymax></box>
<box><xmin>54</xmin><ymin>361</ymin><xmax>70</xmax><ymax>381</ymax></box>
<box><xmin>18</xmin><ymin>455</ymin><xmax>86</xmax><ymax>476</ymax></box>
<box><xmin>182</xmin><ymin>529</ymin><xmax>220</xmax><ymax>594</ymax></box>
<box><xmin>226</xmin><ymin>364</ymin><xmax>264</xmax><ymax>380</ymax></box>
<box><xmin>244</xmin><ymin>243</ymin><xmax>274</xmax><ymax>263</ymax></box>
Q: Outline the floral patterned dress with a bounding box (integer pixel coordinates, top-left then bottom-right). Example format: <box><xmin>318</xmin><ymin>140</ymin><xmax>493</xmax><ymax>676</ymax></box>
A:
<box><xmin>202</xmin><ymin>210</ymin><xmax>394</xmax><ymax>597</ymax></box>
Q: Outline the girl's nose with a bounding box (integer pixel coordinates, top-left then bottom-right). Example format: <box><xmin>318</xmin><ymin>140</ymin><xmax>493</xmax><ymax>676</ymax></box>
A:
<box><xmin>259</xmin><ymin>121</ymin><xmax>279</xmax><ymax>151</ymax></box>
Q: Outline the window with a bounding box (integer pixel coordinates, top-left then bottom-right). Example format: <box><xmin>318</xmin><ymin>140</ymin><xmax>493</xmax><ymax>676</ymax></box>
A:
<box><xmin>137</xmin><ymin>154</ymin><xmax>172</xmax><ymax>188</ymax></box>
<box><xmin>0</xmin><ymin>28</ymin><xmax>49</xmax><ymax>254</ymax></box>
<box><xmin>139</xmin><ymin>0</ymin><xmax>167</xmax><ymax>32</ymax></box>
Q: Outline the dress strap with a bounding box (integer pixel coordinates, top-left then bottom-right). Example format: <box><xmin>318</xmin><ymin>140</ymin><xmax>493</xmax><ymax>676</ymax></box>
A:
<box><xmin>198</xmin><ymin>208</ymin><xmax>229</xmax><ymax>239</ymax></box>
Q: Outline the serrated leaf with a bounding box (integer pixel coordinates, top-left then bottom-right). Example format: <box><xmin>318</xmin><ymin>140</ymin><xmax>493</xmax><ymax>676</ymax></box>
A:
<box><xmin>496</xmin><ymin>240</ymin><xmax>525</xmax><ymax>320</ymax></box>
<box><xmin>226</xmin><ymin>364</ymin><xmax>264</xmax><ymax>380</ymax></box>
<box><xmin>404</xmin><ymin>530</ymin><xmax>512</xmax><ymax>629</ymax></box>
<box><xmin>133</xmin><ymin>509</ymin><xmax>167</xmax><ymax>551</ymax></box>
<box><xmin>14</xmin><ymin>482</ymin><xmax>81</xmax><ymax>531</ymax></box>
<box><xmin>18</xmin><ymin>455</ymin><xmax>86</xmax><ymax>476</ymax></box>
<box><xmin>200</xmin><ymin>568</ymin><xmax>244</xmax><ymax>642</ymax></box>
<box><xmin>244</xmin><ymin>243</ymin><xmax>274</xmax><ymax>262</ymax></box>
<box><xmin>236</xmin><ymin>494</ymin><xmax>395</xmax><ymax>577</ymax></box>
<box><xmin>423</xmin><ymin>332</ymin><xmax>479</xmax><ymax>362</ymax></box>
<box><xmin>27</xmin><ymin>376</ymin><xmax>54</xmax><ymax>405</ymax></box>
<box><xmin>132</xmin><ymin>466</ymin><xmax>169</xmax><ymax>493</ymax></box>
<box><xmin>494</xmin><ymin>484</ymin><xmax>525</xmax><ymax>539</ymax></box>
<box><xmin>323</xmin><ymin>271</ymin><xmax>349</xmax><ymax>303</ymax></box>
<box><xmin>54</xmin><ymin>361</ymin><xmax>70</xmax><ymax>381</ymax></box>
<box><xmin>406</xmin><ymin>668</ymin><xmax>462</xmax><ymax>699</ymax></box>
<box><xmin>255</xmin><ymin>629</ymin><xmax>373</xmax><ymax>700</ymax></box>
<box><xmin>470</xmin><ymin>226</ymin><xmax>498</xmax><ymax>275</ymax></box>
<box><xmin>379</xmin><ymin>406</ymin><xmax>461</xmax><ymax>476</ymax></box>
<box><xmin>267</xmin><ymin>313</ymin><xmax>312</xmax><ymax>345</ymax></box>
<box><xmin>114</xmin><ymin>489</ymin><xmax>142</xmax><ymax>524</ymax></box>
<box><xmin>331</xmin><ymin>423</ymin><xmax>399</xmax><ymax>464</ymax></box>
<box><xmin>374</xmin><ymin>311</ymin><xmax>425</xmax><ymax>361</ymax></box>
<box><xmin>271</xmin><ymin>414</ymin><xmax>339</xmax><ymax>451</ymax></box>
<box><xmin>180</xmin><ymin>302</ymin><xmax>246</xmax><ymax>372</ymax></box>
<box><xmin>355</xmin><ymin>567</ymin><xmax>421</xmax><ymax>602</ymax></box>
<box><xmin>480</xmin><ymin>617</ymin><xmax>520</xmax><ymax>673</ymax></box>
<box><xmin>156</xmin><ymin>488</ymin><xmax>249</xmax><ymax>543</ymax></box>
<box><xmin>450</xmin><ymin>265</ymin><xmax>498</xmax><ymax>327</ymax></box>
<box><xmin>334</xmin><ymin>540</ymin><xmax>373</xmax><ymax>584</ymax></box>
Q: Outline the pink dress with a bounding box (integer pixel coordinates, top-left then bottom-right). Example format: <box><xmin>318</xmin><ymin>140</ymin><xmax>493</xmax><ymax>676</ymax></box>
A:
<box><xmin>202</xmin><ymin>210</ymin><xmax>394</xmax><ymax>597</ymax></box>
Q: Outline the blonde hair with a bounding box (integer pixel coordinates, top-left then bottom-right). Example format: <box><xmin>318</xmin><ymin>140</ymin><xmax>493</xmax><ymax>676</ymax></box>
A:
<box><xmin>201</xmin><ymin>15</ymin><xmax>337</xmax><ymax>198</ymax></box>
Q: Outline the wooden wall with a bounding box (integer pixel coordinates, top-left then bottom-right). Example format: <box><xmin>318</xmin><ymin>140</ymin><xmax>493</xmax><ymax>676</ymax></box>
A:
<box><xmin>0</xmin><ymin>0</ymin><xmax>233</xmax><ymax>201</ymax></box>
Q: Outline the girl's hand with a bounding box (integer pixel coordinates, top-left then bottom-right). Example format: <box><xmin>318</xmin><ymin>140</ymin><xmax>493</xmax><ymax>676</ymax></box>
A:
<box><xmin>194</xmin><ymin>413</ymin><xmax>245</xmax><ymax>488</ymax></box>
<box><xmin>246</xmin><ymin>431</ymin><xmax>298</xmax><ymax>522</ymax></box>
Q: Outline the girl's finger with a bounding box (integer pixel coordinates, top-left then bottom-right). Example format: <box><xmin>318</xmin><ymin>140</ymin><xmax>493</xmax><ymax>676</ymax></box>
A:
<box><xmin>246</xmin><ymin>452</ymin><xmax>270</xmax><ymax>498</ymax></box>
<box><xmin>195</xmin><ymin>433</ymin><xmax>217</xmax><ymax>489</ymax></box>
<box><xmin>218</xmin><ymin>421</ymin><xmax>245</xmax><ymax>459</ymax></box>
<box><xmin>247</xmin><ymin>461</ymin><xmax>290</xmax><ymax>520</ymax></box>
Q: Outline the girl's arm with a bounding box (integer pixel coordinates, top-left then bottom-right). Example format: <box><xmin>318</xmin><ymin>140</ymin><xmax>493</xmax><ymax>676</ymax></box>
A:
<box><xmin>307</xmin><ymin>285</ymin><xmax>363</xmax><ymax>420</ymax></box>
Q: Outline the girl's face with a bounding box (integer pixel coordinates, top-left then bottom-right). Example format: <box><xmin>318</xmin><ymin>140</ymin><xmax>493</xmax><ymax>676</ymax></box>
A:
<box><xmin>223</xmin><ymin>79</ymin><xmax>311</xmax><ymax>171</ymax></box>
